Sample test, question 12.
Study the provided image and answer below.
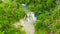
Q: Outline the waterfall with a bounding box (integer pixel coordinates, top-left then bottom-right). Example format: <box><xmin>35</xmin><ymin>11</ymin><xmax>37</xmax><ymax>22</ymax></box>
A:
<box><xmin>14</xmin><ymin>4</ymin><xmax>37</xmax><ymax>34</ymax></box>
<box><xmin>25</xmin><ymin>12</ymin><xmax>36</xmax><ymax>24</ymax></box>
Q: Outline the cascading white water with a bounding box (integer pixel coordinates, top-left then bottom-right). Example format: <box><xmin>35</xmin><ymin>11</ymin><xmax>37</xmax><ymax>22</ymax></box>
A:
<box><xmin>25</xmin><ymin>12</ymin><xmax>36</xmax><ymax>24</ymax></box>
<box><xmin>14</xmin><ymin>4</ymin><xmax>37</xmax><ymax>34</ymax></box>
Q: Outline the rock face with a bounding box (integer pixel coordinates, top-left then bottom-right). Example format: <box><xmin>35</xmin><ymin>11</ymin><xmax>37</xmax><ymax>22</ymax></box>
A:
<box><xmin>14</xmin><ymin>12</ymin><xmax>37</xmax><ymax>34</ymax></box>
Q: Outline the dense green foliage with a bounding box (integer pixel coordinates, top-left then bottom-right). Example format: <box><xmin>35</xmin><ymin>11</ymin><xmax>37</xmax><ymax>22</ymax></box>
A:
<box><xmin>0</xmin><ymin>0</ymin><xmax>60</xmax><ymax>34</ymax></box>
<box><xmin>0</xmin><ymin>0</ymin><xmax>26</xmax><ymax>34</ymax></box>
